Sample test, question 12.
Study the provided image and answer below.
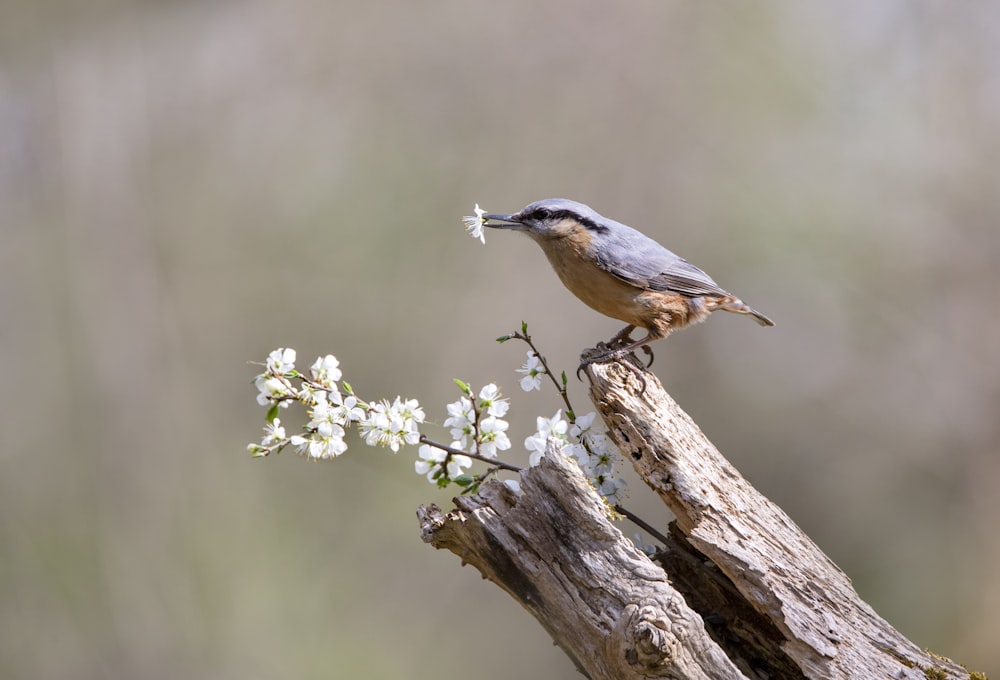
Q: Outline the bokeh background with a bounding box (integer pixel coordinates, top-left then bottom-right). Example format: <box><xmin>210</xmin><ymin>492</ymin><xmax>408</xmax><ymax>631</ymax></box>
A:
<box><xmin>2</xmin><ymin>1</ymin><xmax>998</xmax><ymax>678</ymax></box>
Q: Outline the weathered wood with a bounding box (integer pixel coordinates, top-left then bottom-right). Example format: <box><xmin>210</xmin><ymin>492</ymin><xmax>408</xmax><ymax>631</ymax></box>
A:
<box><xmin>417</xmin><ymin>355</ymin><xmax>980</xmax><ymax>679</ymax></box>
<box><xmin>585</xmin><ymin>356</ymin><xmax>972</xmax><ymax>680</ymax></box>
<box><xmin>418</xmin><ymin>441</ymin><xmax>747</xmax><ymax>680</ymax></box>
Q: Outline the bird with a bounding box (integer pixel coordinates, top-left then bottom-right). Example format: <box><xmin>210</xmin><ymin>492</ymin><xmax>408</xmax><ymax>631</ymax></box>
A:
<box><xmin>482</xmin><ymin>198</ymin><xmax>773</xmax><ymax>371</ymax></box>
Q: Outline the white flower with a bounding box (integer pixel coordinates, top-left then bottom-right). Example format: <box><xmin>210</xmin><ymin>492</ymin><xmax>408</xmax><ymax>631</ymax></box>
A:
<box><xmin>478</xmin><ymin>383</ymin><xmax>509</xmax><ymax>418</ymax></box>
<box><xmin>443</xmin><ymin>397</ymin><xmax>475</xmax><ymax>448</ymax></box>
<box><xmin>516</xmin><ymin>352</ymin><xmax>545</xmax><ymax>392</ymax></box>
<box><xmin>290</xmin><ymin>424</ymin><xmax>348</xmax><ymax>459</ymax></box>
<box><xmin>525</xmin><ymin>409</ymin><xmax>570</xmax><ymax>466</ymax></box>
<box><xmin>265</xmin><ymin>347</ymin><xmax>297</xmax><ymax>375</ymax></box>
<box><xmin>261</xmin><ymin>419</ymin><xmax>286</xmax><ymax>447</ymax></box>
<box><xmin>297</xmin><ymin>383</ymin><xmax>327</xmax><ymax>406</ymax></box>
<box><xmin>395</xmin><ymin>397</ymin><xmax>425</xmax><ymax>427</ymax></box>
<box><xmin>569</xmin><ymin>411</ymin><xmax>600</xmax><ymax>442</ymax></box>
<box><xmin>414</xmin><ymin>444</ymin><xmax>471</xmax><ymax>483</ymax></box>
<box><xmin>564</xmin><ymin>442</ymin><xmax>591</xmax><ymax>469</ymax></box>
<box><xmin>307</xmin><ymin>400</ymin><xmax>341</xmax><ymax>437</ymax></box>
<box><xmin>414</xmin><ymin>445</ymin><xmax>445</xmax><ymax>480</ymax></box>
<box><xmin>569</xmin><ymin>411</ymin><xmax>619</xmax><ymax>475</ymax></box>
<box><xmin>525</xmin><ymin>432</ymin><xmax>550</xmax><ymax>467</ymax></box>
<box><xmin>462</xmin><ymin>203</ymin><xmax>487</xmax><ymax>244</ymax></box>
<box><xmin>477</xmin><ymin>416</ymin><xmax>511</xmax><ymax>459</ymax></box>
<box><xmin>360</xmin><ymin>409</ymin><xmax>389</xmax><ymax>447</ymax></box>
<box><xmin>536</xmin><ymin>409</ymin><xmax>569</xmax><ymax>440</ymax></box>
<box><xmin>444</xmin><ymin>453</ymin><xmax>472</xmax><ymax>478</ymax></box>
<box><xmin>300</xmin><ymin>431</ymin><xmax>348</xmax><ymax>459</ymax></box>
<box><xmin>360</xmin><ymin>397</ymin><xmax>423</xmax><ymax>452</ymax></box>
<box><xmin>255</xmin><ymin>375</ymin><xmax>295</xmax><ymax>406</ymax></box>
<box><xmin>328</xmin><ymin>391</ymin><xmax>365</xmax><ymax>425</ymax></box>
<box><xmin>444</xmin><ymin>397</ymin><xmax>474</xmax><ymax>426</ymax></box>
<box><xmin>596</xmin><ymin>475</ymin><xmax>627</xmax><ymax>505</ymax></box>
<box><xmin>578</xmin><ymin>448</ymin><xmax>614</xmax><ymax>478</ymax></box>
<box><xmin>310</xmin><ymin>354</ymin><xmax>342</xmax><ymax>388</ymax></box>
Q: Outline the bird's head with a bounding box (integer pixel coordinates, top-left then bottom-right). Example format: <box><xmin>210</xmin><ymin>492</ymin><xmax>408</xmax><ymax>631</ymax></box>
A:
<box><xmin>484</xmin><ymin>198</ymin><xmax>610</xmax><ymax>240</ymax></box>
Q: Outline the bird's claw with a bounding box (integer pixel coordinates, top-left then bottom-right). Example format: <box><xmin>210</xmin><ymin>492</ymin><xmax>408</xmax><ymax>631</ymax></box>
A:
<box><xmin>641</xmin><ymin>345</ymin><xmax>654</xmax><ymax>368</ymax></box>
<box><xmin>576</xmin><ymin>346</ymin><xmax>604</xmax><ymax>380</ymax></box>
<box><xmin>576</xmin><ymin>346</ymin><xmax>649</xmax><ymax>396</ymax></box>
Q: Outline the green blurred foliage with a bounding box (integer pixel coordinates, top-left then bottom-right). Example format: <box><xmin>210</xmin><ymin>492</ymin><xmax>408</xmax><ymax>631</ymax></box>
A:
<box><xmin>1</xmin><ymin>1</ymin><xmax>998</xmax><ymax>678</ymax></box>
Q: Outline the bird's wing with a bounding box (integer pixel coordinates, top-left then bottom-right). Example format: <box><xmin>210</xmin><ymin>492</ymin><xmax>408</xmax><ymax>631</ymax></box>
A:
<box><xmin>595</xmin><ymin>230</ymin><xmax>730</xmax><ymax>297</ymax></box>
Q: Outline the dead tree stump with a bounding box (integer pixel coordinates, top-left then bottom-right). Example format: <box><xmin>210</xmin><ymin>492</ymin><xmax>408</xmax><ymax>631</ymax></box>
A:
<box><xmin>418</xmin><ymin>357</ymin><xmax>978</xmax><ymax>680</ymax></box>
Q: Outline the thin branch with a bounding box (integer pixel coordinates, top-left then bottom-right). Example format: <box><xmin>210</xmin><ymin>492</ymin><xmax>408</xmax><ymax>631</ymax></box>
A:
<box><xmin>613</xmin><ymin>504</ymin><xmax>671</xmax><ymax>546</ymax></box>
<box><xmin>510</xmin><ymin>329</ymin><xmax>576</xmax><ymax>419</ymax></box>
<box><xmin>418</xmin><ymin>435</ymin><xmax>523</xmax><ymax>472</ymax></box>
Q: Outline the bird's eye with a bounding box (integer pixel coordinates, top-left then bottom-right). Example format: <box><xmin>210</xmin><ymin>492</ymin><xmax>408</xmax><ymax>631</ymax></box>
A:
<box><xmin>533</xmin><ymin>208</ymin><xmax>551</xmax><ymax>220</ymax></box>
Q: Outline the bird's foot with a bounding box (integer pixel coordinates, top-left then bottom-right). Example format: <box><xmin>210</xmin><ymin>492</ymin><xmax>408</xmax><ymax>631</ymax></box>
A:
<box><xmin>607</xmin><ymin>325</ymin><xmax>637</xmax><ymax>347</ymax></box>
<box><xmin>576</xmin><ymin>346</ymin><xmax>648</xmax><ymax>395</ymax></box>
<box><xmin>599</xmin><ymin>330</ymin><xmax>654</xmax><ymax>368</ymax></box>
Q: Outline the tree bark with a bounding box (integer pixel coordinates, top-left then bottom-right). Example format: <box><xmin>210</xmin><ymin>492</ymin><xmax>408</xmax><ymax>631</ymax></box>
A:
<box><xmin>418</xmin><ymin>357</ymin><xmax>979</xmax><ymax>680</ymax></box>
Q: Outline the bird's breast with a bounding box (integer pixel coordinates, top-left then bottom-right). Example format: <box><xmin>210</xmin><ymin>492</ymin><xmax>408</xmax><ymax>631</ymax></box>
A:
<box><xmin>534</xmin><ymin>233</ymin><xmax>652</xmax><ymax>327</ymax></box>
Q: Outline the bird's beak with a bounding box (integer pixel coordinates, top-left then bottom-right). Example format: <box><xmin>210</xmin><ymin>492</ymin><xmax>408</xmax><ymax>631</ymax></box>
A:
<box><xmin>483</xmin><ymin>213</ymin><xmax>524</xmax><ymax>229</ymax></box>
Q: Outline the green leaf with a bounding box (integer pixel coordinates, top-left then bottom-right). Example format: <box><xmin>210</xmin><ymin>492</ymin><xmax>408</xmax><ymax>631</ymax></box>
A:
<box><xmin>561</xmin><ymin>370</ymin><xmax>568</xmax><ymax>386</ymax></box>
<box><xmin>266</xmin><ymin>403</ymin><xmax>279</xmax><ymax>424</ymax></box>
<box><xmin>342</xmin><ymin>381</ymin><xmax>354</xmax><ymax>394</ymax></box>
<box><xmin>521</xmin><ymin>320</ymin><xmax>529</xmax><ymax>334</ymax></box>
<box><xmin>453</xmin><ymin>378</ymin><xmax>472</xmax><ymax>396</ymax></box>
<box><xmin>496</xmin><ymin>334</ymin><xmax>512</xmax><ymax>343</ymax></box>
<box><xmin>454</xmin><ymin>474</ymin><xmax>475</xmax><ymax>487</ymax></box>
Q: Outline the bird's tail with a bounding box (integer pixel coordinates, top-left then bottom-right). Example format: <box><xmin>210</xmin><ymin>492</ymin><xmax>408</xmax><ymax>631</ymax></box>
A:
<box><xmin>714</xmin><ymin>296</ymin><xmax>775</xmax><ymax>327</ymax></box>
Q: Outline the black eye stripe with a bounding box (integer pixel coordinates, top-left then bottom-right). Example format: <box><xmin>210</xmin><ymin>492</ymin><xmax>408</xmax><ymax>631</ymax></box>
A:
<box><xmin>578</xmin><ymin>216</ymin><xmax>608</xmax><ymax>234</ymax></box>
<box><xmin>528</xmin><ymin>208</ymin><xmax>610</xmax><ymax>234</ymax></box>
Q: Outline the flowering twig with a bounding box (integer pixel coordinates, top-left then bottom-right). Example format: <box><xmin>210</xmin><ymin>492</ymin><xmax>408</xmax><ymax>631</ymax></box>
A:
<box><xmin>495</xmin><ymin>322</ymin><xmax>629</xmax><ymax>505</ymax></box>
<box><xmin>502</xmin><ymin>321</ymin><xmax>577</xmax><ymax>421</ymax></box>
<box><xmin>248</xmin><ymin>347</ymin><xmax>526</xmax><ymax>493</ymax></box>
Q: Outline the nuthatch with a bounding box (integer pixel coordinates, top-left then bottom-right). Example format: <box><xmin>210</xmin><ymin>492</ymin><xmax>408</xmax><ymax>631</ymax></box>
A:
<box><xmin>483</xmin><ymin>198</ymin><xmax>774</xmax><ymax>367</ymax></box>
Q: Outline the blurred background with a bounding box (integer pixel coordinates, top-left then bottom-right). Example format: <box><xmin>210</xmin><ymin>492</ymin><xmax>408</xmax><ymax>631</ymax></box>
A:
<box><xmin>2</xmin><ymin>1</ymin><xmax>998</xmax><ymax>678</ymax></box>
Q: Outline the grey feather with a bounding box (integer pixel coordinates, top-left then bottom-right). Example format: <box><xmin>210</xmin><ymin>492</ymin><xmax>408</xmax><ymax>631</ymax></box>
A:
<box><xmin>591</xmin><ymin>219</ymin><xmax>731</xmax><ymax>298</ymax></box>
